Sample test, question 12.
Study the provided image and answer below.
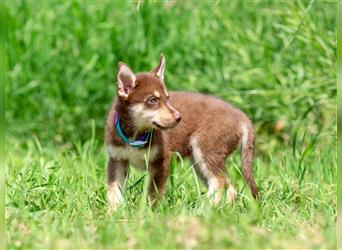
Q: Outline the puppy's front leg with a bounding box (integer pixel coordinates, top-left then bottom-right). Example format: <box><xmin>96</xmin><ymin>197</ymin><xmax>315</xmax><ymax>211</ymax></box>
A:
<box><xmin>148</xmin><ymin>156</ymin><xmax>170</xmax><ymax>203</ymax></box>
<box><xmin>107</xmin><ymin>157</ymin><xmax>128</xmax><ymax>212</ymax></box>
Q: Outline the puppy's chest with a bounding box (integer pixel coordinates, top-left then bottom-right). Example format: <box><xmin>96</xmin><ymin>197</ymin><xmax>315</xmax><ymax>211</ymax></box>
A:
<box><xmin>107</xmin><ymin>144</ymin><xmax>158</xmax><ymax>170</ymax></box>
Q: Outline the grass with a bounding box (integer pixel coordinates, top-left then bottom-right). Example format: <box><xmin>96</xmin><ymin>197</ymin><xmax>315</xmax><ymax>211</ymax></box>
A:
<box><xmin>6</xmin><ymin>1</ymin><xmax>336</xmax><ymax>249</ymax></box>
<box><xmin>6</xmin><ymin>131</ymin><xmax>336</xmax><ymax>249</ymax></box>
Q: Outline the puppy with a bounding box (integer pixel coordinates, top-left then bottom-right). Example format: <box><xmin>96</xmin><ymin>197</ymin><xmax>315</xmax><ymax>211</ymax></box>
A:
<box><xmin>105</xmin><ymin>54</ymin><xmax>258</xmax><ymax>211</ymax></box>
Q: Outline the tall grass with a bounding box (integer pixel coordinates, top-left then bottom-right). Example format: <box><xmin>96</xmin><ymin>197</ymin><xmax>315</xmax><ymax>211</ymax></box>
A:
<box><xmin>6</xmin><ymin>1</ymin><xmax>336</xmax><ymax>249</ymax></box>
<box><xmin>6</xmin><ymin>1</ymin><xmax>335</xmax><ymax>150</ymax></box>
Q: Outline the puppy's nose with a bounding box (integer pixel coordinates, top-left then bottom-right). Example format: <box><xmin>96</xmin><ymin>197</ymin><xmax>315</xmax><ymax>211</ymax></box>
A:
<box><xmin>175</xmin><ymin>113</ymin><xmax>182</xmax><ymax>123</ymax></box>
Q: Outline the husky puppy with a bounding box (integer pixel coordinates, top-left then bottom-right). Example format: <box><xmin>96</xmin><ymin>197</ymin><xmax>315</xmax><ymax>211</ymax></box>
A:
<box><xmin>105</xmin><ymin>54</ymin><xmax>258</xmax><ymax>211</ymax></box>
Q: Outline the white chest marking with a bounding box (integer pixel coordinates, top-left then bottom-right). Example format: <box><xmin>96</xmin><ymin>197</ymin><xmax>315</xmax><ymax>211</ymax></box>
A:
<box><xmin>107</xmin><ymin>145</ymin><xmax>158</xmax><ymax>170</ymax></box>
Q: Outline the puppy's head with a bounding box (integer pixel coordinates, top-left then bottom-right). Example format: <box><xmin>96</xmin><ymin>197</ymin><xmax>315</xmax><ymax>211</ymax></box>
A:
<box><xmin>116</xmin><ymin>54</ymin><xmax>181</xmax><ymax>130</ymax></box>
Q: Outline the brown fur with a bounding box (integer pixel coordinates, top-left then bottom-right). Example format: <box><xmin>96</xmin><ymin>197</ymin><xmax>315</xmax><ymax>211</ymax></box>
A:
<box><xmin>105</xmin><ymin>55</ymin><xmax>258</xmax><ymax>211</ymax></box>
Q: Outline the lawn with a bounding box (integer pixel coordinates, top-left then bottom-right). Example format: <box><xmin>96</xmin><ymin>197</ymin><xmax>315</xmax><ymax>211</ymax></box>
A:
<box><xmin>6</xmin><ymin>1</ymin><xmax>337</xmax><ymax>249</ymax></box>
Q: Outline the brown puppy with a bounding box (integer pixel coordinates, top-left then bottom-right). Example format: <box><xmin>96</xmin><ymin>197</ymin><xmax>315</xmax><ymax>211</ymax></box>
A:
<box><xmin>105</xmin><ymin>54</ymin><xmax>258</xmax><ymax>211</ymax></box>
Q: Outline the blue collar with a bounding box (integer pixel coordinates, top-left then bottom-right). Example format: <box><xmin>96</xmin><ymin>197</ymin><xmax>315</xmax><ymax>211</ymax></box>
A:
<box><xmin>114</xmin><ymin>112</ymin><xmax>153</xmax><ymax>148</ymax></box>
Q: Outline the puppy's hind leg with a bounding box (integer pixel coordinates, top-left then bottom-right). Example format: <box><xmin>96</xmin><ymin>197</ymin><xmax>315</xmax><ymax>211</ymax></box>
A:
<box><xmin>190</xmin><ymin>137</ymin><xmax>237</xmax><ymax>205</ymax></box>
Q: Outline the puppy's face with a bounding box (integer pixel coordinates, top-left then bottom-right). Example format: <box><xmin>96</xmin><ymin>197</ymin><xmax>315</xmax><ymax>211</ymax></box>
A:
<box><xmin>116</xmin><ymin>55</ymin><xmax>181</xmax><ymax>130</ymax></box>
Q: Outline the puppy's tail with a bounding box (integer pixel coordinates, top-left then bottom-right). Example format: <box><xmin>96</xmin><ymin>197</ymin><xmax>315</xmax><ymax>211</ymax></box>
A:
<box><xmin>241</xmin><ymin>123</ymin><xmax>259</xmax><ymax>198</ymax></box>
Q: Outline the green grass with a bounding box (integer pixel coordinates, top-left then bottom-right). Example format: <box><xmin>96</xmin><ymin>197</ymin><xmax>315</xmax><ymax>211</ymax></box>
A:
<box><xmin>6</xmin><ymin>1</ymin><xmax>336</xmax><ymax>249</ymax></box>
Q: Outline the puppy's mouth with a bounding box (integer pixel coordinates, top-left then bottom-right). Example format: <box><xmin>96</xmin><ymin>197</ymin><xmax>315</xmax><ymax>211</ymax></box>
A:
<box><xmin>152</xmin><ymin>122</ymin><xmax>175</xmax><ymax>130</ymax></box>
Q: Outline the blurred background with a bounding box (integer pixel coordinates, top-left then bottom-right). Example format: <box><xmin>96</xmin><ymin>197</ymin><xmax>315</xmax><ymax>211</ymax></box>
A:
<box><xmin>6</xmin><ymin>1</ymin><xmax>336</xmax><ymax>154</ymax></box>
<box><xmin>6</xmin><ymin>1</ymin><xmax>337</xmax><ymax>249</ymax></box>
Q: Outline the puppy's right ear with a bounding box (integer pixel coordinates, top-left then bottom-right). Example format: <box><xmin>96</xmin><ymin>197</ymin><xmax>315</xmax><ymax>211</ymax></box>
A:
<box><xmin>151</xmin><ymin>53</ymin><xmax>165</xmax><ymax>81</ymax></box>
<box><xmin>116</xmin><ymin>62</ymin><xmax>136</xmax><ymax>99</ymax></box>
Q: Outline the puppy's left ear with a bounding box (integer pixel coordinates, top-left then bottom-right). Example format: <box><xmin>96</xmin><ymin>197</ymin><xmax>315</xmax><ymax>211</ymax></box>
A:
<box><xmin>151</xmin><ymin>53</ymin><xmax>165</xmax><ymax>81</ymax></box>
<box><xmin>117</xmin><ymin>62</ymin><xmax>136</xmax><ymax>100</ymax></box>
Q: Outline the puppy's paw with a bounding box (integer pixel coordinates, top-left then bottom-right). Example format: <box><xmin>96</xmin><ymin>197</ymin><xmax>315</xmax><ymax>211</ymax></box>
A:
<box><xmin>226</xmin><ymin>185</ymin><xmax>237</xmax><ymax>203</ymax></box>
<box><xmin>107</xmin><ymin>185</ymin><xmax>124</xmax><ymax>214</ymax></box>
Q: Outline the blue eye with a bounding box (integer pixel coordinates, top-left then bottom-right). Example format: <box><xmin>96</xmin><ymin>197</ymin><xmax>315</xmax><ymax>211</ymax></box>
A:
<box><xmin>147</xmin><ymin>97</ymin><xmax>159</xmax><ymax>105</ymax></box>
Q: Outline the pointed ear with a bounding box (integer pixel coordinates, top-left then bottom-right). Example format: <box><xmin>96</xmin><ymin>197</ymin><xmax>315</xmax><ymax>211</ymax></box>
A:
<box><xmin>116</xmin><ymin>62</ymin><xmax>136</xmax><ymax>99</ymax></box>
<box><xmin>151</xmin><ymin>53</ymin><xmax>165</xmax><ymax>81</ymax></box>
